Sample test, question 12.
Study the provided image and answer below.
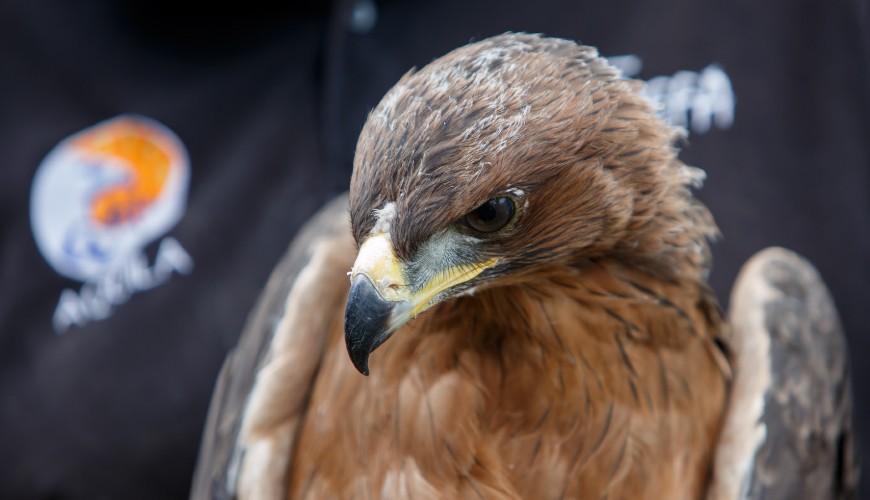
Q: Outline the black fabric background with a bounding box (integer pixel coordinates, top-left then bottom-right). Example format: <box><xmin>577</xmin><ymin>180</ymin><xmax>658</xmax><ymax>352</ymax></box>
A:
<box><xmin>0</xmin><ymin>0</ymin><xmax>867</xmax><ymax>498</ymax></box>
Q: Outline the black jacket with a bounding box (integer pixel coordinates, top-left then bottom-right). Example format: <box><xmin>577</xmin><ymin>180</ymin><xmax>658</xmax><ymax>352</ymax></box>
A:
<box><xmin>1</xmin><ymin>0</ymin><xmax>867</xmax><ymax>498</ymax></box>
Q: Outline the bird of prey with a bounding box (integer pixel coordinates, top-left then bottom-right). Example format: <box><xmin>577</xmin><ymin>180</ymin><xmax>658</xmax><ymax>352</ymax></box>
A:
<box><xmin>191</xmin><ymin>33</ymin><xmax>858</xmax><ymax>499</ymax></box>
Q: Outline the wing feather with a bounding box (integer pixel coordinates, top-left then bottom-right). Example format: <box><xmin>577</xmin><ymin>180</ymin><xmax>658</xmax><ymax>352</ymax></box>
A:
<box><xmin>190</xmin><ymin>194</ymin><xmax>355</xmax><ymax>500</ymax></box>
<box><xmin>708</xmin><ymin>247</ymin><xmax>859</xmax><ymax>500</ymax></box>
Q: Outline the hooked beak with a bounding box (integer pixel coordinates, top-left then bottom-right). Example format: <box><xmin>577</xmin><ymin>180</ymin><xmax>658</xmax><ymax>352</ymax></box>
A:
<box><xmin>344</xmin><ymin>232</ymin><xmax>497</xmax><ymax>375</ymax></box>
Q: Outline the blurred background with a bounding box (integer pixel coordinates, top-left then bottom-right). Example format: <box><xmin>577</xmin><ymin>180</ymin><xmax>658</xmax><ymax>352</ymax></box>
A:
<box><xmin>1</xmin><ymin>0</ymin><xmax>868</xmax><ymax>498</ymax></box>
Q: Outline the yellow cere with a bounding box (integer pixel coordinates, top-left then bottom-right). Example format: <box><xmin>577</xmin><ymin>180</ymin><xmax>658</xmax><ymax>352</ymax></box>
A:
<box><xmin>351</xmin><ymin>233</ymin><xmax>407</xmax><ymax>301</ymax></box>
<box><xmin>351</xmin><ymin>232</ymin><xmax>498</xmax><ymax>317</ymax></box>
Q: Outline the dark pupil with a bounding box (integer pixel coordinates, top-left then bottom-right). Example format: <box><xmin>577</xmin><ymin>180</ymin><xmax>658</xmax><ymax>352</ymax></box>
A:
<box><xmin>476</xmin><ymin>201</ymin><xmax>498</xmax><ymax>221</ymax></box>
<box><xmin>464</xmin><ymin>197</ymin><xmax>514</xmax><ymax>233</ymax></box>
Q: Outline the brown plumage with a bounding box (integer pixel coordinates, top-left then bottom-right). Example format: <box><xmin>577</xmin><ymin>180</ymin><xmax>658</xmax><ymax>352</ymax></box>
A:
<box><xmin>191</xmin><ymin>33</ymin><xmax>857</xmax><ymax>499</ymax></box>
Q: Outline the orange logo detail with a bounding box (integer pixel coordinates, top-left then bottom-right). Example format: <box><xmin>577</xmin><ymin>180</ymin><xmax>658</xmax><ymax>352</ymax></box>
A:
<box><xmin>72</xmin><ymin>119</ymin><xmax>176</xmax><ymax>226</ymax></box>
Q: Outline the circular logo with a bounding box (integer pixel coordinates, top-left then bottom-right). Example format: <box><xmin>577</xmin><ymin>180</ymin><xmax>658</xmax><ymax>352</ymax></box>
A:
<box><xmin>31</xmin><ymin>115</ymin><xmax>190</xmax><ymax>282</ymax></box>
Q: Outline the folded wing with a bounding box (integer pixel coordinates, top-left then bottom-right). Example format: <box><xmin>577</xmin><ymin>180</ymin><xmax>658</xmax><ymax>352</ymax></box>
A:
<box><xmin>709</xmin><ymin>247</ymin><xmax>859</xmax><ymax>500</ymax></box>
<box><xmin>190</xmin><ymin>194</ymin><xmax>355</xmax><ymax>500</ymax></box>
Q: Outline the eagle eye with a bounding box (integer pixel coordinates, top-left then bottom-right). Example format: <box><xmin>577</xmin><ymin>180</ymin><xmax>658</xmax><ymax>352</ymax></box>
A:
<box><xmin>463</xmin><ymin>197</ymin><xmax>516</xmax><ymax>233</ymax></box>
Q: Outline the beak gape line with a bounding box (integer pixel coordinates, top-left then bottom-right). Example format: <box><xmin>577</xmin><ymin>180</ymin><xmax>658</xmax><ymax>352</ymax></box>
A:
<box><xmin>343</xmin><ymin>232</ymin><xmax>498</xmax><ymax>375</ymax></box>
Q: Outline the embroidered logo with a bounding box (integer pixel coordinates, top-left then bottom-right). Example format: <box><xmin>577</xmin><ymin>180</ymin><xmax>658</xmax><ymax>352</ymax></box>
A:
<box><xmin>30</xmin><ymin>115</ymin><xmax>194</xmax><ymax>332</ymax></box>
<box><xmin>608</xmin><ymin>55</ymin><xmax>735</xmax><ymax>134</ymax></box>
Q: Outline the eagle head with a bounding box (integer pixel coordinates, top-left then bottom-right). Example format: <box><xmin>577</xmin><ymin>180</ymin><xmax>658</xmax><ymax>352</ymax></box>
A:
<box><xmin>344</xmin><ymin>33</ymin><xmax>716</xmax><ymax>375</ymax></box>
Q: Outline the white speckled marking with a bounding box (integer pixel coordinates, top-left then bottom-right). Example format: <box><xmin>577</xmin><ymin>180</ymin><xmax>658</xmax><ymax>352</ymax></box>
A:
<box><xmin>371</xmin><ymin>202</ymin><xmax>397</xmax><ymax>235</ymax></box>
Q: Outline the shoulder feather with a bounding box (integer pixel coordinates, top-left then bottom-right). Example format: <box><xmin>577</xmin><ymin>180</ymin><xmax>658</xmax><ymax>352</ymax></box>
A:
<box><xmin>708</xmin><ymin>247</ymin><xmax>858</xmax><ymax>500</ymax></box>
<box><xmin>190</xmin><ymin>194</ymin><xmax>355</xmax><ymax>500</ymax></box>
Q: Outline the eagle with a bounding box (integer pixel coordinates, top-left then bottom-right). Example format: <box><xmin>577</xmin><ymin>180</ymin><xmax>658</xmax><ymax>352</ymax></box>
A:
<box><xmin>191</xmin><ymin>33</ymin><xmax>858</xmax><ymax>499</ymax></box>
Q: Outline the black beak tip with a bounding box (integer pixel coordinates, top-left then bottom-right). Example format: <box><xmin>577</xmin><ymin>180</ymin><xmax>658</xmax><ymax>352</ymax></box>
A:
<box><xmin>344</xmin><ymin>276</ymin><xmax>394</xmax><ymax>376</ymax></box>
<box><xmin>347</xmin><ymin>346</ymin><xmax>371</xmax><ymax>376</ymax></box>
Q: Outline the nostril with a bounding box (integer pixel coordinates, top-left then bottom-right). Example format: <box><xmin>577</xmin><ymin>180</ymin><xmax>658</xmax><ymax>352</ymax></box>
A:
<box><xmin>378</xmin><ymin>278</ymin><xmax>397</xmax><ymax>291</ymax></box>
